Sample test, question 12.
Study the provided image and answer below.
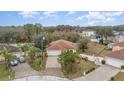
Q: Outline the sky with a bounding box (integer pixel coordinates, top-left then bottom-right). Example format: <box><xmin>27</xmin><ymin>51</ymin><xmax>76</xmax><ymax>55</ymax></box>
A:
<box><xmin>0</xmin><ymin>11</ymin><xmax>124</xmax><ymax>26</ymax></box>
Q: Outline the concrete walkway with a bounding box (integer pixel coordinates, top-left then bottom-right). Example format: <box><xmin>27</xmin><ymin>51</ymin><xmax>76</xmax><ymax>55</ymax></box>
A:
<box><xmin>14</xmin><ymin>75</ymin><xmax>69</xmax><ymax>81</ymax></box>
<box><xmin>73</xmin><ymin>65</ymin><xmax>120</xmax><ymax>81</ymax></box>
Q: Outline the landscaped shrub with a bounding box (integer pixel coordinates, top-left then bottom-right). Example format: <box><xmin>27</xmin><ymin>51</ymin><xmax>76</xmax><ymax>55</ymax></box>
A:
<box><xmin>86</xmin><ymin>70</ymin><xmax>90</xmax><ymax>74</ymax></box>
<box><xmin>28</xmin><ymin>55</ymin><xmax>47</xmax><ymax>71</ymax></box>
<box><xmin>29</xmin><ymin>59</ymin><xmax>41</xmax><ymax>71</ymax></box>
<box><xmin>44</xmin><ymin>52</ymin><xmax>48</xmax><ymax>57</ymax></box>
<box><xmin>121</xmin><ymin>65</ymin><xmax>124</xmax><ymax>69</ymax></box>
<box><xmin>101</xmin><ymin>60</ymin><xmax>106</xmax><ymax>64</ymax></box>
<box><xmin>58</xmin><ymin>51</ymin><xmax>81</xmax><ymax>74</ymax></box>
<box><xmin>85</xmin><ymin>67</ymin><xmax>96</xmax><ymax>74</ymax></box>
<box><xmin>110</xmin><ymin>77</ymin><xmax>114</xmax><ymax>81</ymax></box>
<box><xmin>91</xmin><ymin>67</ymin><xmax>95</xmax><ymax>71</ymax></box>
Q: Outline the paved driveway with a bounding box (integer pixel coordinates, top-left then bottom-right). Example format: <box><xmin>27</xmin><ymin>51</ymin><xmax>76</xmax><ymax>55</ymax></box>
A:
<box><xmin>45</xmin><ymin>57</ymin><xmax>65</xmax><ymax>78</ymax></box>
<box><xmin>42</xmin><ymin>68</ymin><xmax>64</xmax><ymax>78</ymax></box>
<box><xmin>73</xmin><ymin>65</ymin><xmax>120</xmax><ymax>81</ymax></box>
<box><xmin>46</xmin><ymin>57</ymin><xmax>61</xmax><ymax>68</ymax></box>
<box><xmin>12</xmin><ymin>63</ymin><xmax>41</xmax><ymax>79</ymax></box>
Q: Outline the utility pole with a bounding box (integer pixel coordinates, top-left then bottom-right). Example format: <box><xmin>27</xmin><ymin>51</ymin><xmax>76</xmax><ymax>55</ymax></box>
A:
<box><xmin>41</xmin><ymin>36</ymin><xmax>45</xmax><ymax>61</ymax></box>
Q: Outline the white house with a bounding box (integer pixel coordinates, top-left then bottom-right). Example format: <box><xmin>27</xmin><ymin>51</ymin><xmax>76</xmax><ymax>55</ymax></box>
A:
<box><xmin>105</xmin><ymin>49</ymin><xmax>124</xmax><ymax>68</ymax></box>
<box><xmin>45</xmin><ymin>39</ymin><xmax>77</xmax><ymax>56</ymax></box>
<box><xmin>113</xmin><ymin>31</ymin><xmax>124</xmax><ymax>43</ymax></box>
<box><xmin>79</xmin><ymin>30</ymin><xmax>96</xmax><ymax>37</ymax></box>
<box><xmin>90</xmin><ymin>38</ymin><xmax>100</xmax><ymax>43</ymax></box>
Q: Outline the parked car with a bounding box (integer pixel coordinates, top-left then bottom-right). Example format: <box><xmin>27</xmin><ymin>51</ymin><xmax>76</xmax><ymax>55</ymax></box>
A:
<box><xmin>19</xmin><ymin>56</ymin><xmax>25</xmax><ymax>63</ymax></box>
<box><xmin>10</xmin><ymin>60</ymin><xmax>18</xmax><ymax>66</ymax></box>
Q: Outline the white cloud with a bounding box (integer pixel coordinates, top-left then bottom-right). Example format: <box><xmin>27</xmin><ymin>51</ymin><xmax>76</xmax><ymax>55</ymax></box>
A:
<box><xmin>67</xmin><ymin>11</ymin><xmax>76</xmax><ymax>15</ymax></box>
<box><xmin>76</xmin><ymin>11</ymin><xmax>123</xmax><ymax>25</ymax></box>
<box><xmin>38</xmin><ymin>11</ymin><xmax>58</xmax><ymax>20</ymax></box>
<box><xmin>104</xmin><ymin>12</ymin><xmax>123</xmax><ymax>17</ymax></box>
<box><xmin>77</xmin><ymin>12</ymin><xmax>105</xmax><ymax>20</ymax></box>
<box><xmin>43</xmin><ymin>11</ymin><xmax>57</xmax><ymax>17</ymax></box>
<box><xmin>19</xmin><ymin>11</ymin><xmax>40</xmax><ymax>18</ymax></box>
<box><xmin>105</xmin><ymin>17</ymin><xmax>114</xmax><ymax>21</ymax></box>
<box><xmin>39</xmin><ymin>16</ymin><xmax>44</xmax><ymax>20</ymax></box>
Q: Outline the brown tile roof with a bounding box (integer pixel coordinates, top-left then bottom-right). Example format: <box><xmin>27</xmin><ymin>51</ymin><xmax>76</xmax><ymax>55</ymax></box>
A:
<box><xmin>46</xmin><ymin>39</ymin><xmax>77</xmax><ymax>50</ymax></box>
<box><xmin>106</xmin><ymin>49</ymin><xmax>124</xmax><ymax>60</ymax></box>
<box><xmin>113</xmin><ymin>42</ymin><xmax>124</xmax><ymax>47</ymax></box>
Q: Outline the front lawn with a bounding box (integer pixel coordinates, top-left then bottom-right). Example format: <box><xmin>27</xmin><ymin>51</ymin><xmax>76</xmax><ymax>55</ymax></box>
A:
<box><xmin>65</xmin><ymin>60</ymin><xmax>98</xmax><ymax>79</ymax></box>
<box><xmin>111</xmin><ymin>72</ymin><xmax>124</xmax><ymax>81</ymax></box>
<box><xmin>84</xmin><ymin>42</ymin><xmax>111</xmax><ymax>57</ymax></box>
<box><xmin>0</xmin><ymin>63</ymin><xmax>15</xmax><ymax>80</ymax></box>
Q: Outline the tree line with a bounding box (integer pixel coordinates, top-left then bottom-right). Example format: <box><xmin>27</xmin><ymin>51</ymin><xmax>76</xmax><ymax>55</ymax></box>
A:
<box><xmin>0</xmin><ymin>24</ymin><xmax>124</xmax><ymax>45</ymax></box>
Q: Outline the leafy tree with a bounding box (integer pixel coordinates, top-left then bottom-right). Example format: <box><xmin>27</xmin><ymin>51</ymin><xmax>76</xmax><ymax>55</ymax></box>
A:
<box><xmin>28</xmin><ymin>46</ymin><xmax>42</xmax><ymax>60</ymax></box>
<box><xmin>34</xmin><ymin>23</ymin><xmax>43</xmax><ymax>35</ymax></box>
<box><xmin>78</xmin><ymin>38</ymin><xmax>89</xmax><ymax>52</ymax></box>
<box><xmin>34</xmin><ymin>35</ymin><xmax>48</xmax><ymax>50</ymax></box>
<box><xmin>24</xmin><ymin>24</ymin><xmax>34</xmax><ymax>42</ymax></box>
<box><xmin>96</xmin><ymin>26</ymin><xmax>114</xmax><ymax>40</ymax></box>
<box><xmin>58</xmin><ymin>50</ymin><xmax>80</xmax><ymax>74</ymax></box>
<box><xmin>66</xmin><ymin>33</ymin><xmax>79</xmax><ymax>43</ymax></box>
<box><xmin>20</xmin><ymin>44</ymin><xmax>31</xmax><ymax>56</ymax></box>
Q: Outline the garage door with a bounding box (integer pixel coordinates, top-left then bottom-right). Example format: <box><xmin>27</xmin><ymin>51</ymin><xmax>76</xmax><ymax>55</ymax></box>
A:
<box><xmin>106</xmin><ymin>57</ymin><xmax>124</xmax><ymax>68</ymax></box>
<box><xmin>47</xmin><ymin>50</ymin><xmax>61</xmax><ymax>57</ymax></box>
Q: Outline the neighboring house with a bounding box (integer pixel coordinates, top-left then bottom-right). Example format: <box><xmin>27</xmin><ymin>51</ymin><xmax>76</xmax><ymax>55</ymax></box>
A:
<box><xmin>105</xmin><ymin>49</ymin><xmax>124</xmax><ymax>68</ymax></box>
<box><xmin>0</xmin><ymin>56</ymin><xmax>5</xmax><ymax>64</ymax></box>
<box><xmin>79</xmin><ymin>30</ymin><xmax>99</xmax><ymax>43</ymax></box>
<box><xmin>45</xmin><ymin>39</ymin><xmax>77</xmax><ymax>56</ymax></box>
<box><xmin>113</xmin><ymin>31</ymin><xmax>124</xmax><ymax>43</ymax></box>
<box><xmin>90</xmin><ymin>37</ymin><xmax>100</xmax><ymax>43</ymax></box>
<box><xmin>79</xmin><ymin>30</ymin><xmax>96</xmax><ymax>37</ymax></box>
<box><xmin>112</xmin><ymin>42</ymin><xmax>124</xmax><ymax>51</ymax></box>
<box><xmin>0</xmin><ymin>44</ymin><xmax>22</xmax><ymax>58</ymax></box>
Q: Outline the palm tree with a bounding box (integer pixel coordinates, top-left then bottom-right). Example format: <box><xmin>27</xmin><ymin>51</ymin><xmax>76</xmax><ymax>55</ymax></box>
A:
<box><xmin>0</xmin><ymin>49</ymin><xmax>15</xmax><ymax>69</ymax></box>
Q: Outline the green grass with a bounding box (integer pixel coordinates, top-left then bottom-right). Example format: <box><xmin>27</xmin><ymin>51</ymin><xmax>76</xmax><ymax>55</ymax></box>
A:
<box><xmin>65</xmin><ymin>60</ymin><xmax>97</xmax><ymax>79</ymax></box>
<box><xmin>111</xmin><ymin>72</ymin><xmax>124</xmax><ymax>81</ymax></box>
<box><xmin>0</xmin><ymin>63</ymin><xmax>15</xmax><ymax>81</ymax></box>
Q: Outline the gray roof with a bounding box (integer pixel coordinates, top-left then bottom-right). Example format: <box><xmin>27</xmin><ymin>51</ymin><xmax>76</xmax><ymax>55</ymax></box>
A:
<box><xmin>0</xmin><ymin>44</ymin><xmax>20</xmax><ymax>52</ymax></box>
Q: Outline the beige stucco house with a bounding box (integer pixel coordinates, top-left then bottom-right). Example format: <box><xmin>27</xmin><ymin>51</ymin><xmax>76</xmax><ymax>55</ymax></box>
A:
<box><xmin>112</xmin><ymin>42</ymin><xmax>124</xmax><ymax>51</ymax></box>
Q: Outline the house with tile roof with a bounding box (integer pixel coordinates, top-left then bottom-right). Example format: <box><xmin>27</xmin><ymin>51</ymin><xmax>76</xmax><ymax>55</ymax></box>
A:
<box><xmin>105</xmin><ymin>41</ymin><xmax>124</xmax><ymax>68</ymax></box>
<box><xmin>45</xmin><ymin>39</ymin><xmax>77</xmax><ymax>56</ymax></box>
